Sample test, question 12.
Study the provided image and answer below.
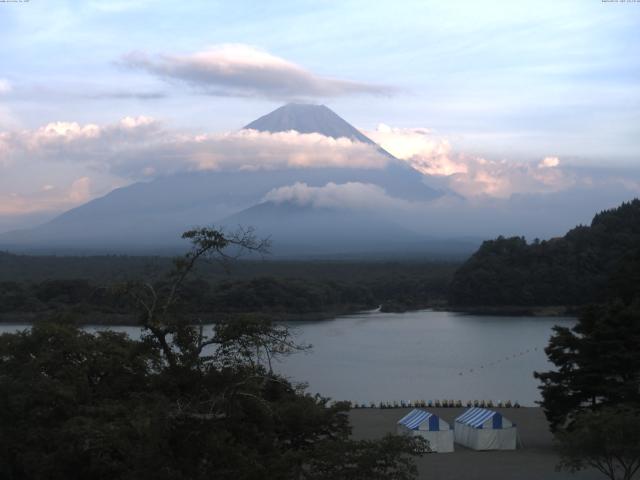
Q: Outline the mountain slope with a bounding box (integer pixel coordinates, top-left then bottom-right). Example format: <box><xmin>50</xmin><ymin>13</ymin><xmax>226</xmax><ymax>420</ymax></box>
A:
<box><xmin>0</xmin><ymin>104</ymin><xmax>442</xmax><ymax>254</ymax></box>
<box><xmin>449</xmin><ymin>198</ymin><xmax>640</xmax><ymax>306</ymax></box>
<box><xmin>221</xmin><ymin>201</ymin><xmax>423</xmax><ymax>256</ymax></box>
<box><xmin>221</xmin><ymin>201</ymin><xmax>480</xmax><ymax>258</ymax></box>
<box><xmin>245</xmin><ymin>103</ymin><xmax>375</xmax><ymax>144</ymax></box>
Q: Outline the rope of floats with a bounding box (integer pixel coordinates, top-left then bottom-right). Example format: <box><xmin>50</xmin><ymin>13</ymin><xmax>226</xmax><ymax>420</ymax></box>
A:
<box><xmin>348</xmin><ymin>399</ymin><xmax>522</xmax><ymax>409</ymax></box>
<box><xmin>457</xmin><ymin>346</ymin><xmax>543</xmax><ymax>377</ymax></box>
<box><xmin>341</xmin><ymin>345</ymin><xmax>548</xmax><ymax>409</ymax></box>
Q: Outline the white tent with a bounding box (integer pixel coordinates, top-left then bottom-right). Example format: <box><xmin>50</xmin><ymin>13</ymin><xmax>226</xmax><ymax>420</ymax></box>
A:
<box><xmin>396</xmin><ymin>409</ymin><xmax>454</xmax><ymax>453</ymax></box>
<box><xmin>454</xmin><ymin>407</ymin><xmax>517</xmax><ymax>450</ymax></box>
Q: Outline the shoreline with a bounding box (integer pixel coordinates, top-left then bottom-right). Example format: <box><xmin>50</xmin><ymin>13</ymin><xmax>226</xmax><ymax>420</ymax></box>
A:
<box><xmin>440</xmin><ymin>305</ymin><xmax>581</xmax><ymax>317</ymax></box>
<box><xmin>0</xmin><ymin>305</ymin><xmax>373</xmax><ymax>326</ymax></box>
<box><xmin>0</xmin><ymin>303</ymin><xmax>579</xmax><ymax>325</ymax></box>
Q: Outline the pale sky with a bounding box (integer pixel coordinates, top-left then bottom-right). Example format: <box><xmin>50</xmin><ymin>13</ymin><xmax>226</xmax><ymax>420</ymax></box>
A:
<box><xmin>0</xmin><ymin>0</ymin><xmax>639</xmax><ymax>228</ymax></box>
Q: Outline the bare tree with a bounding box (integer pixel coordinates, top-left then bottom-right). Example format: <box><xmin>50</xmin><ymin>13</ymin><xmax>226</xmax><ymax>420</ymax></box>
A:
<box><xmin>129</xmin><ymin>226</ymin><xmax>283</xmax><ymax>369</ymax></box>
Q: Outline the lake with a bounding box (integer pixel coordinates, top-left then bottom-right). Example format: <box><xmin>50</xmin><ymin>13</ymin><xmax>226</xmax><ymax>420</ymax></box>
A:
<box><xmin>0</xmin><ymin>309</ymin><xmax>573</xmax><ymax>406</ymax></box>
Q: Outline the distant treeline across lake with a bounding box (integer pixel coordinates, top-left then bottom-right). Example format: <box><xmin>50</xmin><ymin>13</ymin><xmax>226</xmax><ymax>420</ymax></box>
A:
<box><xmin>0</xmin><ymin>257</ymin><xmax>458</xmax><ymax>323</ymax></box>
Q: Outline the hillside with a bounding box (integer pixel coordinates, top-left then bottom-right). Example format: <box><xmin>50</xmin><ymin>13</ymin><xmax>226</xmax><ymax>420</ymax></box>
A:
<box><xmin>448</xmin><ymin>198</ymin><xmax>640</xmax><ymax>307</ymax></box>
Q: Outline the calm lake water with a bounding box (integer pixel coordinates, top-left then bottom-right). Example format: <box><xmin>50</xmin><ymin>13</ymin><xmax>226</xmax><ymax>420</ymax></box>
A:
<box><xmin>0</xmin><ymin>309</ymin><xmax>573</xmax><ymax>406</ymax></box>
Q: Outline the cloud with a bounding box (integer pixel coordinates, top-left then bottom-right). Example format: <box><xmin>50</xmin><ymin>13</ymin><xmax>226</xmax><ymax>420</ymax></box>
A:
<box><xmin>0</xmin><ymin>116</ymin><xmax>163</xmax><ymax>170</ymax></box>
<box><xmin>539</xmin><ymin>156</ymin><xmax>560</xmax><ymax>168</ymax></box>
<box><xmin>2</xmin><ymin>115</ymin><xmax>638</xmax><ymax>220</ymax></box>
<box><xmin>121</xmin><ymin>44</ymin><xmax>395</xmax><ymax>99</ymax></box>
<box><xmin>263</xmin><ymin>181</ymin><xmax>413</xmax><ymax>211</ymax></box>
<box><xmin>0</xmin><ymin>79</ymin><xmax>11</xmax><ymax>95</ymax></box>
<box><xmin>0</xmin><ymin>177</ymin><xmax>94</xmax><ymax>215</ymax></box>
<box><xmin>0</xmin><ymin>117</ymin><xmax>389</xmax><ymax>180</ymax></box>
<box><xmin>262</xmin><ymin>179</ymin><xmax>640</xmax><ymax>241</ymax></box>
<box><xmin>187</xmin><ymin>129</ymin><xmax>388</xmax><ymax>173</ymax></box>
<box><xmin>366</xmin><ymin>125</ymin><xmax>576</xmax><ymax>198</ymax></box>
<box><xmin>368</xmin><ymin>124</ymin><xmax>465</xmax><ymax>176</ymax></box>
<box><xmin>0</xmin><ymin>117</ymin><xmax>390</xmax><ymax>215</ymax></box>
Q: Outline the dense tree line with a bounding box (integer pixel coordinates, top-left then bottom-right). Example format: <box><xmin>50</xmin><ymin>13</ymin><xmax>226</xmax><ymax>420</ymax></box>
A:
<box><xmin>535</xmin><ymin>300</ymin><xmax>640</xmax><ymax>430</ymax></box>
<box><xmin>0</xmin><ymin>251</ymin><xmax>459</xmax><ymax>284</ymax></box>
<box><xmin>449</xmin><ymin>199</ymin><xmax>640</xmax><ymax>307</ymax></box>
<box><xmin>534</xmin><ymin>219</ymin><xmax>640</xmax><ymax>480</ymax></box>
<box><xmin>0</xmin><ymin>269</ymin><xmax>453</xmax><ymax>321</ymax></box>
<box><xmin>0</xmin><ymin>277</ymin><xmax>373</xmax><ymax>319</ymax></box>
<box><xmin>535</xmin><ymin>296</ymin><xmax>640</xmax><ymax>479</ymax></box>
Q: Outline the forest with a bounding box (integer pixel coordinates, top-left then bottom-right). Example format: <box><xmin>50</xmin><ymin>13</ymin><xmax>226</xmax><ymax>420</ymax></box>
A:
<box><xmin>0</xmin><ymin>254</ymin><xmax>456</xmax><ymax>323</ymax></box>
<box><xmin>449</xmin><ymin>199</ymin><xmax>640</xmax><ymax>307</ymax></box>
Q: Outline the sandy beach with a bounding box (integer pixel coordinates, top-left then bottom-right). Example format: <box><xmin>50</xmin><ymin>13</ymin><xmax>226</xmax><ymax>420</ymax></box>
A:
<box><xmin>349</xmin><ymin>407</ymin><xmax>603</xmax><ymax>480</ymax></box>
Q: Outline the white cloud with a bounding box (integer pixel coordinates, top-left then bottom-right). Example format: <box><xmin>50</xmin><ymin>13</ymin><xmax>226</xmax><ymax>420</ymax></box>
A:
<box><xmin>368</xmin><ymin>124</ymin><xmax>466</xmax><ymax>176</ymax></box>
<box><xmin>0</xmin><ymin>118</ymin><xmax>389</xmax><ymax>179</ymax></box>
<box><xmin>0</xmin><ymin>117</ymin><xmax>390</xmax><ymax>215</ymax></box>
<box><xmin>189</xmin><ymin>129</ymin><xmax>388</xmax><ymax>172</ymax></box>
<box><xmin>539</xmin><ymin>156</ymin><xmax>560</xmax><ymax>168</ymax></box>
<box><xmin>121</xmin><ymin>44</ymin><xmax>395</xmax><ymax>99</ymax></box>
<box><xmin>367</xmin><ymin>125</ymin><xmax>576</xmax><ymax>198</ymax></box>
<box><xmin>264</xmin><ymin>181</ymin><xmax>414</xmax><ymax>211</ymax></box>
<box><xmin>1</xmin><ymin>115</ymin><xmax>638</xmax><ymax>219</ymax></box>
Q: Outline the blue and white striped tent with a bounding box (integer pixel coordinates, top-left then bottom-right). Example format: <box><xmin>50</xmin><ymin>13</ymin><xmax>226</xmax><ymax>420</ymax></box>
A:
<box><xmin>396</xmin><ymin>409</ymin><xmax>454</xmax><ymax>453</ymax></box>
<box><xmin>454</xmin><ymin>408</ymin><xmax>517</xmax><ymax>450</ymax></box>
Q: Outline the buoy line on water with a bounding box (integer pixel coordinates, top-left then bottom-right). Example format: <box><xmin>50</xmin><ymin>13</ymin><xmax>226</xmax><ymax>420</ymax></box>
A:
<box><xmin>457</xmin><ymin>346</ymin><xmax>543</xmax><ymax>376</ymax></box>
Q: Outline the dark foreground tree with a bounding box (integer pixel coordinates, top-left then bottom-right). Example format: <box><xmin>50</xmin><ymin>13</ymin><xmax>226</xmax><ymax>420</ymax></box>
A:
<box><xmin>556</xmin><ymin>406</ymin><xmax>640</xmax><ymax>480</ymax></box>
<box><xmin>534</xmin><ymin>301</ymin><xmax>640</xmax><ymax>431</ymax></box>
<box><xmin>0</xmin><ymin>227</ymin><xmax>425</xmax><ymax>480</ymax></box>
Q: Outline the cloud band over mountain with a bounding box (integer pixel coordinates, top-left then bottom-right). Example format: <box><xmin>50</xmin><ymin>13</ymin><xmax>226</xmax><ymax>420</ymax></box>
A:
<box><xmin>366</xmin><ymin>125</ymin><xmax>579</xmax><ymax>198</ymax></box>
<box><xmin>1</xmin><ymin>115</ymin><xmax>638</xmax><ymax>220</ymax></box>
<box><xmin>0</xmin><ymin>117</ymin><xmax>389</xmax><ymax>215</ymax></box>
<box><xmin>263</xmin><ymin>181</ymin><xmax>415</xmax><ymax>212</ymax></box>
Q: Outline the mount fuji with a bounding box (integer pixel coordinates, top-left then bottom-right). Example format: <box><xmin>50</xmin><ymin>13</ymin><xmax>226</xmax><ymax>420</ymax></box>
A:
<box><xmin>0</xmin><ymin>104</ymin><xmax>468</xmax><ymax>256</ymax></box>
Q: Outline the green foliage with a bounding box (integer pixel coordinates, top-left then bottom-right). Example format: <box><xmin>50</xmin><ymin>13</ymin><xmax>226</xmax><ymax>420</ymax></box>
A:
<box><xmin>0</xmin><ymin>322</ymin><xmax>162</xmax><ymax>480</ymax></box>
<box><xmin>0</xmin><ymin>264</ymin><xmax>456</xmax><ymax>321</ymax></box>
<box><xmin>0</xmin><ymin>227</ymin><xmax>425</xmax><ymax>479</ymax></box>
<box><xmin>208</xmin><ymin>277</ymin><xmax>374</xmax><ymax>314</ymax></box>
<box><xmin>449</xmin><ymin>199</ymin><xmax>640</xmax><ymax>306</ymax></box>
<box><xmin>530</xmin><ymin>204</ymin><xmax>640</xmax><ymax>476</ymax></box>
<box><xmin>556</xmin><ymin>406</ymin><xmax>640</xmax><ymax>480</ymax></box>
<box><xmin>535</xmin><ymin>301</ymin><xmax>640</xmax><ymax>431</ymax></box>
<box><xmin>302</xmin><ymin>435</ymin><xmax>426</xmax><ymax>480</ymax></box>
<box><xmin>608</xmin><ymin>248</ymin><xmax>640</xmax><ymax>305</ymax></box>
<box><xmin>0</xmin><ymin>251</ymin><xmax>459</xmax><ymax>285</ymax></box>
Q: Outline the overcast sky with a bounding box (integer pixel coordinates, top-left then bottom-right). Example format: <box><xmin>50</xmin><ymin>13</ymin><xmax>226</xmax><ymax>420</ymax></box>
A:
<box><xmin>0</xmin><ymin>0</ymin><xmax>639</xmax><ymax>227</ymax></box>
